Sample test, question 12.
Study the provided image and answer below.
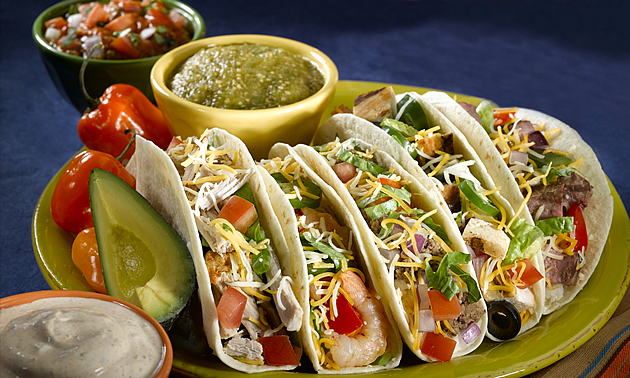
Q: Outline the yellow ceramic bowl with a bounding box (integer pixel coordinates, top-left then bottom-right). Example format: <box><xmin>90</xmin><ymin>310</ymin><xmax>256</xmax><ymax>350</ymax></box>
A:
<box><xmin>1</xmin><ymin>290</ymin><xmax>173</xmax><ymax>378</ymax></box>
<box><xmin>151</xmin><ymin>34</ymin><xmax>338</xmax><ymax>159</ymax></box>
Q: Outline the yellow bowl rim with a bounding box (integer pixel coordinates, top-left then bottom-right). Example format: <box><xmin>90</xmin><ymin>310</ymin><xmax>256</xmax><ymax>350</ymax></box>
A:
<box><xmin>151</xmin><ymin>34</ymin><xmax>339</xmax><ymax>114</ymax></box>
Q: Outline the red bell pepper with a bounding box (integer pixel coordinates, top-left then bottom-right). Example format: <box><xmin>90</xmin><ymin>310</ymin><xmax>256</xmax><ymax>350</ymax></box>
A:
<box><xmin>77</xmin><ymin>84</ymin><xmax>172</xmax><ymax>162</ymax></box>
<box><xmin>327</xmin><ymin>293</ymin><xmax>363</xmax><ymax>335</ymax></box>
<box><xmin>258</xmin><ymin>335</ymin><xmax>300</xmax><ymax>366</ymax></box>
<box><xmin>51</xmin><ymin>138</ymin><xmax>136</xmax><ymax>235</ymax></box>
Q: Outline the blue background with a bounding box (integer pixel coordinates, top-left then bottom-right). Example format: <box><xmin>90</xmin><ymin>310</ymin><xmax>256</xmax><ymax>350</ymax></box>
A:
<box><xmin>1</xmin><ymin>0</ymin><xmax>628</xmax><ymax>320</ymax></box>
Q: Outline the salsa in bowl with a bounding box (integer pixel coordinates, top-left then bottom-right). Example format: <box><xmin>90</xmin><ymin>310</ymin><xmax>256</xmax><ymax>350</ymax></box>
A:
<box><xmin>32</xmin><ymin>0</ymin><xmax>206</xmax><ymax>112</ymax></box>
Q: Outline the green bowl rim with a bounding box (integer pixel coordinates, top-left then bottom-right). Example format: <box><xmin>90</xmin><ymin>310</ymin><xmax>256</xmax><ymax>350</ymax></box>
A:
<box><xmin>32</xmin><ymin>0</ymin><xmax>206</xmax><ymax>66</ymax></box>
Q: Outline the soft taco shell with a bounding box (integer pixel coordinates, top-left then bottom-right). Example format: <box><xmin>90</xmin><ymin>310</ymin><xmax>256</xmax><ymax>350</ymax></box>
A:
<box><xmin>128</xmin><ymin>130</ymin><xmax>304</xmax><ymax>373</ymax></box>
<box><xmin>313</xmin><ymin>101</ymin><xmax>545</xmax><ymax>337</ymax></box>
<box><xmin>290</xmin><ymin>140</ymin><xmax>488</xmax><ymax>361</ymax></box>
<box><xmin>422</xmin><ymin>91</ymin><xmax>613</xmax><ymax>314</ymax></box>
<box><xmin>257</xmin><ymin>142</ymin><xmax>403</xmax><ymax>373</ymax></box>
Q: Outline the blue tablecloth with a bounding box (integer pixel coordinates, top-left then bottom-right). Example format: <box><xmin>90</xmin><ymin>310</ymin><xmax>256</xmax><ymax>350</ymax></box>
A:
<box><xmin>1</xmin><ymin>0</ymin><xmax>629</xmax><ymax>376</ymax></box>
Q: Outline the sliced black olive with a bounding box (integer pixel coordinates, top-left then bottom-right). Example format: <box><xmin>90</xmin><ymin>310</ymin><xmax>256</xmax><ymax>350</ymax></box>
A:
<box><xmin>487</xmin><ymin>301</ymin><xmax>521</xmax><ymax>340</ymax></box>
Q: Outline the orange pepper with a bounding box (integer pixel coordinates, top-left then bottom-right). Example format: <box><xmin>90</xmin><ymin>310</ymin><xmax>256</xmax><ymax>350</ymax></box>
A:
<box><xmin>72</xmin><ymin>228</ymin><xmax>107</xmax><ymax>294</ymax></box>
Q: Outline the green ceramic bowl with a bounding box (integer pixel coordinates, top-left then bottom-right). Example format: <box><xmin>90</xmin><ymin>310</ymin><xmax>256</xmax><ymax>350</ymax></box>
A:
<box><xmin>32</xmin><ymin>0</ymin><xmax>206</xmax><ymax>113</ymax></box>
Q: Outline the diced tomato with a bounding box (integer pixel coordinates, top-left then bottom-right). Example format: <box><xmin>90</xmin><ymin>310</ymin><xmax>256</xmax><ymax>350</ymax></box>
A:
<box><xmin>145</xmin><ymin>7</ymin><xmax>173</xmax><ymax>28</ymax></box>
<box><xmin>428</xmin><ymin>290</ymin><xmax>462</xmax><ymax>321</ymax></box>
<box><xmin>45</xmin><ymin>17</ymin><xmax>67</xmax><ymax>29</ymax></box>
<box><xmin>378</xmin><ymin>177</ymin><xmax>402</xmax><ymax>189</ymax></box>
<box><xmin>166</xmin><ymin>136</ymin><xmax>183</xmax><ymax>152</ymax></box>
<box><xmin>84</xmin><ymin>4</ymin><xmax>110</xmax><ymax>29</ymax></box>
<box><xmin>105</xmin><ymin>13</ymin><xmax>136</xmax><ymax>32</ymax></box>
<box><xmin>218</xmin><ymin>196</ymin><xmax>258</xmax><ymax>234</ymax></box>
<box><xmin>258</xmin><ymin>335</ymin><xmax>300</xmax><ymax>366</ymax></box>
<box><xmin>169</xmin><ymin>9</ymin><xmax>186</xmax><ymax>28</ymax></box>
<box><xmin>332</xmin><ymin>162</ymin><xmax>356</xmax><ymax>183</ymax></box>
<box><xmin>216</xmin><ymin>287</ymin><xmax>247</xmax><ymax>330</ymax></box>
<box><xmin>508</xmin><ymin>258</ymin><xmax>543</xmax><ymax>289</ymax></box>
<box><xmin>110</xmin><ymin>35</ymin><xmax>141</xmax><ymax>59</ymax></box>
<box><xmin>567</xmin><ymin>203</ymin><xmax>588</xmax><ymax>253</ymax></box>
<box><xmin>420</xmin><ymin>332</ymin><xmax>457</xmax><ymax>362</ymax></box>
<box><xmin>492</xmin><ymin>108</ymin><xmax>518</xmax><ymax>127</ymax></box>
<box><xmin>327</xmin><ymin>293</ymin><xmax>363</xmax><ymax>335</ymax></box>
<box><xmin>116</xmin><ymin>0</ymin><xmax>143</xmax><ymax>13</ymax></box>
<box><xmin>366</xmin><ymin>196</ymin><xmax>392</xmax><ymax>208</ymax></box>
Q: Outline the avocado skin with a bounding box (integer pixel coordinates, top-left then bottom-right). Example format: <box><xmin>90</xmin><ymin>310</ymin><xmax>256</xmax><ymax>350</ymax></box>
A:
<box><xmin>89</xmin><ymin>168</ymin><xmax>196</xmax><ymax>329</ymax></box>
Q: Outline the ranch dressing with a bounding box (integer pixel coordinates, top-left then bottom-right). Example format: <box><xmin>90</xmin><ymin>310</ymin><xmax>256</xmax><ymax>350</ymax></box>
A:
<box><xmin>0</xmin><ymin>297</ymin><xmax>165</xmax><ymax>378</ymax></box>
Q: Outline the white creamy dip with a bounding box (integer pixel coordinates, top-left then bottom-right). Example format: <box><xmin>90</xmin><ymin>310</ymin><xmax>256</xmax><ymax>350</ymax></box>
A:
<box><xmin>0</xmin><ymin>296</ymin><xmax>165</xmax><ymax>378</ymax></box>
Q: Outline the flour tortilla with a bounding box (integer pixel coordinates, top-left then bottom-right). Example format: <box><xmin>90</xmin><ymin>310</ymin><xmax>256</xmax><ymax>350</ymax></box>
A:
<box><xmin>313</xmin><ymin>95</ymin><xmax>546</xmax><ymax>339</ymax></box>
<box><xmin>127</xmin><ymin>131</ymin><xmax>303</xmax><ymax>373</ymax></box>
<box><xmin>257</xmin><ymin>143</ymin><xmax>403</xmax><ymax>373</ymax></box>
<box><xmin>422</xmin><ymin>90</ymin><xmax>613</xmax><ymax>314</ymax></box>
<box><xmin>290</xmin><ymin>139</ymin><xmax>488</xmax><ymax>361</ymax></box>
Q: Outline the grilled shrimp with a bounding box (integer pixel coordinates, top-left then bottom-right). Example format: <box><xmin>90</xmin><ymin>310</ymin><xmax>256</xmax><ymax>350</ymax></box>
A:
<box><xmin>328</xmin><ymin>270</ymin><xmax>389</xmax><ymax>368</ymax></box>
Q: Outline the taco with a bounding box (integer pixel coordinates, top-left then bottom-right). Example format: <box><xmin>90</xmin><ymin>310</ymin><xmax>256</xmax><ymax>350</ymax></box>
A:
<box><xmin>127</xmin><ymin>129</ymin><xmax>304</xmax><ymax>372</ymax></box>
<box><xmin>256</xmin><ymin>144</ymin><xmax>403</xmax><ymax>372</ymax></box>
<box><xmin>422</xmin><ymin>91</ymin><xmax>613</xmax><ymax>314</ymax></box>
<box><xmin>289</xmin><ymin>138</ymin><xmax>487</xmax><ymax>362</ymax></box>
<box><xmin>316</xmin><ymin>88</ymin><xmax>548</xmax><ymax>341</ymax></box>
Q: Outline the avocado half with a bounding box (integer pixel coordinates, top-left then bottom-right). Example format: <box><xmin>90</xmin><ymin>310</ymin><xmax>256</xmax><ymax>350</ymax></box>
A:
<box><xmin>89</xmin><ymin>168</ymin><xmax>196</xmax><ymax>328</ymax></box>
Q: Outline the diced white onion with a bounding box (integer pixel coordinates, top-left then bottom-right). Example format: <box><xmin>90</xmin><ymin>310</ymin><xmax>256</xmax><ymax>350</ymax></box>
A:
<box><xmin>141</xmin><ymin>27</ymin><xmax>156</xmax><ymax>40</ymax></box>
<box><xmin>44</xmin><ymin>27</ymin><xmax>61</xmax><ymax>42</ymax></box>
<box><xmin>67</xmin><ymin>13</ymin><xmax>82</xmax><ymax>28</ymax></box>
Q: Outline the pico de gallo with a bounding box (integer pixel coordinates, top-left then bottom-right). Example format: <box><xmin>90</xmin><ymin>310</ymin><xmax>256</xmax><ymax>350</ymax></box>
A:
<box><xmin>43</xmin><ymin>0</ymin><xmax>192</xmax><ymax>59</ymax></box>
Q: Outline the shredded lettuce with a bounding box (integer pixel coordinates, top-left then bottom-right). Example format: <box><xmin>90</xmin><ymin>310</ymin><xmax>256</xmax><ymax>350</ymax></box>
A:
<box><xmin>336</xmin><ymin>147</ymin><xmax>388</xmax><ymax>177</ymax></box>
<box><xmin>476</xmin><ymin>100</ymin><xmax>495</xmax><ymax>134</ymax></box>
<box><xmin>380</xmin><ymin>118</ymin><xmax>417</xmax><ymax>137</ymax></box>
<box><xmin>245</xmin><ymin>219</ymin><xmax>271</xmax><ymax>275</ymax></box>
<box><xmin>426</xmin><ymin>251</ymin><xmax>480</xmax><ymax>302</ymax></box>
<box><xmin>270</xmin><ymin>172</ymin><xmax>322</xmax><ymax>209</ymax></box>
<box><xmin>535</xmin><ymin>217</ymin><xmax>574</xmax><ymax>236</ymax></box>
<box><xmin>504</xmin><ymin>218</ymin><xmax>544</xmax><ymax>266</ymax></box>
<box><xmin>302</xmin><ymin>233</ymin><xmax>347</xmax><ymax>272</ymax></box>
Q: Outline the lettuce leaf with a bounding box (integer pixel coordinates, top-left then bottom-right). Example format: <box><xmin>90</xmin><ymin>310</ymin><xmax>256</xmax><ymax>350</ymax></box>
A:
<box><xmin>504</xmin><ymin>218</ymin><xmax>544</xmax><ymax>265</ymax></box>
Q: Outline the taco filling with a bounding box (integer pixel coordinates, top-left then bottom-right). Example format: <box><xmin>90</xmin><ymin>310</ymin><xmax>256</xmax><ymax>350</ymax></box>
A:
<box><xmin>167</xmin><ymin>130</ymin><xmax>302</xmax><ymax>366</ymax></box>
<box><xmin>342</xmin><ymin>89</ymin><xmax>546</xmax><ymax>338</ymax></box>
<box><xmin>259</xmin><ymin>155</ymin><xmax>394</xmax><ymax>370</ymax></box>
<box><xmin>312</xmin><ymin>138</ymin><xmax>485</xmax><ymax>361</ymax></box>
<box><xmin>460</xmin><ymin>104</ymin><xmax>593</xmax><ymax>293</ymax></box>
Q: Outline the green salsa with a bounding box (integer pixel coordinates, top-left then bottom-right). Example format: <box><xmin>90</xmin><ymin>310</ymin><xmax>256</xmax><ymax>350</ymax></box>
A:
<box><xmin>169</xmin><ymin>43</ymin><xmax>325</xmax><ymax>110</ymax></box>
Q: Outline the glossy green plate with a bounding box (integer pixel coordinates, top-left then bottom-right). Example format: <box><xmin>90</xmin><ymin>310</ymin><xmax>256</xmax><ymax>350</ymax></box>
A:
<box><xmin>32</xmin><ymin>81</ymin><xmax>630</xmax><ymax>378</ymax></box>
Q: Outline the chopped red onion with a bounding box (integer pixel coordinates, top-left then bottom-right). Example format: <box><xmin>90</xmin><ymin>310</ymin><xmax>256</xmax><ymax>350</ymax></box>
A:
<box><xmin>513</xmin><ymin>120</ymin><xmax>536</xmax><ymax>139</ymax></box>
<box><xmin>468</xmin><ymin>245</ymin><xmax>488</xmax><ymax>278</ymax></box>
<box><xmin>416</xmin><ymin>283</ymin><xmax>430</xmax><ymax>310</ymax></box>
<box><xmin>404</xmin><ymin>233</ymin><xmax>426</xmax><ymax>258</ymax></box>
<box><xmin>417</xmin><ymin>309</ymin><xmax>436</xmax><ymax>333</ymax></box>
<box><xmin>527</xmin><ymin>131</ymin><xmax>550</xmax><ymax>150</ymax></box>
<box><xmin>82</xmin><ymin>35</ymin><xmax>103</xmax><ymax>58</ymax></box>
<box><xmin>508</xmin><ymin>150</ymin><xmax>529</xmax><ymax>166</ymax></box>
<box><xmin>461</xmin><ymin>323</ymin><xmax>482</xmax><ymax>344</ymax></box>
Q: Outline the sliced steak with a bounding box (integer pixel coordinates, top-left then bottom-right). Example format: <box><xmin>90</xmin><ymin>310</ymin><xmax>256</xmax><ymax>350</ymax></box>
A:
<box><xmin>545</xmin><ymin>253</ymin><xmax>580</xmax><ymax>286</ymax></box>
<box><xmin>558</xmin><ymin>172</ymin><xmax>593</xmax><ymax>209</ymax></box>
<box><xmin>528</xmin><ymin>181</ymin><xmax>565</xmax><ymax>220</ymax></box>
<box><xmin>458</xmin><ymin>102</ymin><xmax>482</xmax><ymax>124</ymax></box>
